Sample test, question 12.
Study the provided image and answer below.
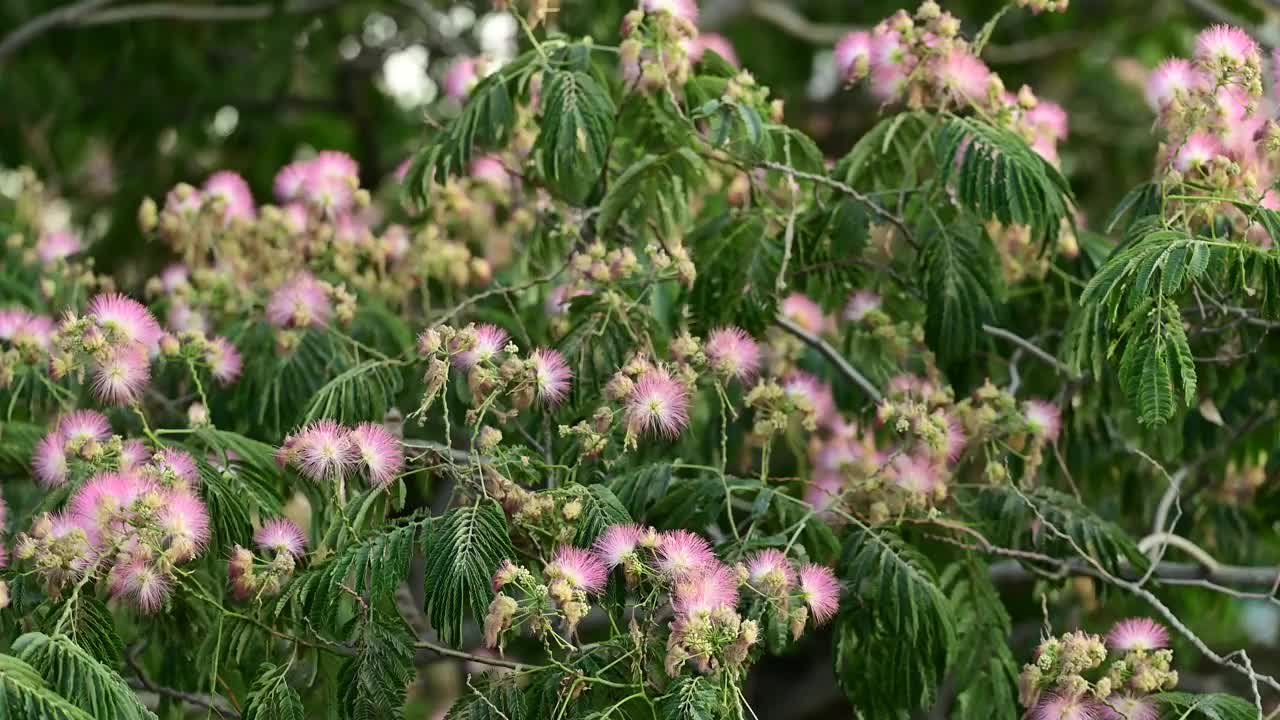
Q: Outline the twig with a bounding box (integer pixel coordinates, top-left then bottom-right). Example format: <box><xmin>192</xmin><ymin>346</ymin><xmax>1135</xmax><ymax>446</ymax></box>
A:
<box><xmin>416</xmin><ymin>638</ymin><xmax>535</xmax><ymax>671</ymax></box>
<box><xmin>744</xmin><ymin>0</ymin><xmax>853</xmax><ymax>44</ymax></box>
<box><xmin>0</xmin><ymin>0</ymin><xmax>115</xmax><ymax>62</ymax></box>
<box><xmin>774</xmin><ymin>313</ymin><xmax>883</xmax><ymax>402</ymax></box>
<box><xmin>127</xmin><ymin>653</ymin><xmax>241</xmax><ymax>719</ymax></box>
<box><xmin>981</xmin><ymin>324</ymin><xmax>1078</xmax><ymax>379</ymax></box>
<box><xmin>77</xmin><ymin>0</ymin><xmax>341</xmax><ymax>25</ymax></box>
<box><xmin>432</xmin><ymin>260</ymin><xmax>570</xmax><ymax>326</ymax></box>
<box><xmin>758</xmin><ymin>160</ymin><xmax>918</xmax><ymax>251</ymax></box>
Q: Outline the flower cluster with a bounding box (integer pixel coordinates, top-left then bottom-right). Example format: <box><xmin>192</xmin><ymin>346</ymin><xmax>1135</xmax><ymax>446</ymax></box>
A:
<box><xmin>228</xmin><ymin>518</ymin><xmax>308</xmax><ymax>601</ymax></box>
<box><xmin>49</xmin><ymin>293</ymin><xmax>164</xmax><ymax>405</ymax></box>
<box><xmin>276</xmin><ymin>419</ymin><xmax>405</xmax><ymax>491</ymax></box>
<box><xmin>1019</xmin><ymin>619</ymin><xmax>1177</xmax><ymax>720</ymax></box>
<box><xmin>486</xmin><ymin>523</ymin><xmax>839</xmax><ymax>678</ymax></box>
<box><xmin>15</xmin><ymin>443</ymin><xmax>211</xmax><ymax>613</ymax></box>
<box><xmin>1143</xmin><ymin>24</ymin><xmax>1280</xmax><ymax>243</ymax></box>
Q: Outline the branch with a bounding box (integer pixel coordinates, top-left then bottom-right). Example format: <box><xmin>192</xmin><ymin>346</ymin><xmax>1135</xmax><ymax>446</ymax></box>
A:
<box><xmin>77</xmin><ymin>0</ymin><xmax>341</xmax><ymax>25</ymax></box>
<box><xmin>774</xmin><ymin>313</ymin><xmax>883</xmax><ymax>402</ymax></box>
<box><xmin>981</xmin><ymin>324</ymin><xmax>1078</xmax><ymax>379</ymax></box>
<box><xmin>126</xmin><ymin>653</ymin><xmax>241</xmax><ymax>719</ymax></box>
<box><xmin>757</xmin><ymin>159</ymin><xmax>917</xmax><ymax>250</ymax></box>
<box><xmin>745</xmin><ymin>1</ymin><xmax>852</xmax><ymax>44</ymax></box>
<box><xmin>0</xmin><ymin>0</ymin><xmax>115</xmax><ymax>63</ymax></box>
<box><xmin>988</xmin><ymin>557</ymin><xmax>1280</xmax><ymax>589</ymax></box>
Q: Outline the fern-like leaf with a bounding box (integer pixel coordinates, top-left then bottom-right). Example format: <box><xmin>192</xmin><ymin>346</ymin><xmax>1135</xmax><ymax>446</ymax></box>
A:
<box><xmin>1153</xmin><ymin>692</ymin><xmax>1258</xmax><ymax>719</ymax></box>
<box><xmin>12</xmin><ymin>632</ymin><xmax>155</xmax><ymax>720</ymax></box>
<box><xmin>242</xmin><ymin>663</ymin><xmax>304</xmax><ymax>720</ymax></box>
<box><xmin>919</xmin><ymin>219</ymin><xmax>1002</xmax><ymax>363</ymax></box>
<box><xmin>0</xmin><ymin>653</ymin><xmax>96</xmax><ymax>720</ymax></box>
<box><xmin>535</xmin><ymin>69</ymin><xmax>615</xmax><ymax>203</ymax></box>
<box><xmin>422</xmin><ymin>500</ymin><xmax>515</xmax><ymax>647</ymax></box>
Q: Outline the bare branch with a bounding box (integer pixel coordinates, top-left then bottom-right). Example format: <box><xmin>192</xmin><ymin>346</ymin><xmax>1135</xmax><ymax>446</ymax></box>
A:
<box><xmin>982</xmin><ymin>324</ymin><xmax>1078</xmax><ymax>379</ymax></box>
<box><xmin>774</xmin><ymin>313</ymin><xmax>883</xmax><ymax>402</ymax></box>
<box><xmin>0</xmin><ymin>0</ymin><xmax>115</xmax><ymax>63</ymax></box>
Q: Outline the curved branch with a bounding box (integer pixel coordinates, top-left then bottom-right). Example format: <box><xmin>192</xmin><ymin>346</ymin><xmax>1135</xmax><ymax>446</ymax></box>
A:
<box><xmin>0</xmin><ymin>0</ymin><xmax>115</xmax><ymax>63</ymax></box>
<box><xmin>774</xmin><ymin>313</ymin><xmax>883</xmax><ymax>402</ymax></box>
<box><xmin>981</xmin><ymin>324</ymin><xmax>1078</xmax><ymax>379</ymax></box>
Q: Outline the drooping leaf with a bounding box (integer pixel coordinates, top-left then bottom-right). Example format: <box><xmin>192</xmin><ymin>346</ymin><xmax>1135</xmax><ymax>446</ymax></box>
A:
<box><xmin>422</xmin><ymin>501</ymin><xmax>514</xmax><ymax>647</ymax></box>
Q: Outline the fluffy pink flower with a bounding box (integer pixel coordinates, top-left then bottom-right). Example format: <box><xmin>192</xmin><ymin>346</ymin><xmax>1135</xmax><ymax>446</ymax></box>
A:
<box><xmin>625</xmin><ymin>369</ymin><xmax>692</xmax><ymax>439</ymax></box>
<box><xmin>656</xmin><ymin>529</ymin><xmax>715</xmax><ymax>578</ymax></box>
<box><xmin>1107</xmin><ymin>618</ymin><xmax>1170</xmax><ymax>651</ymax></box>
<box><xmin>57</xmin><ymin>409</ymin><xmax>112</xmax><ymax>444</ymax></box>
<box><xmin>350</xmin><ymin>422</ymin><xmax>404</xmax><ymax>487</ymax></box>
<box><xmin>805</xmin><ymin>471</ymin><xmax>844</xmax><ymax>514</ymax></box>
<box><xmin>936</xmin><ymin>49</ymin><xmax>990</xmax><ymax>102</ymax></box>
<box><xmin>673</xmin><ymin>563</ymin><xmax>739</xmax><ymax>616</ymax></box>
<box><xmin>780</xmin><ymin>293</ymin><xmax>827</xmax><ymax>334</ymax></box>
<box><xmin>451</xmin><ymin>323</ymin><xmax>509</xmax><ymax>369</ymax></box>
<box><xmin>529</xmin><ymin>348</ymin><xmax>573</xmax><ymax>407</ymax></box>
<box><xmin>1146</xmin><ymin>59</ymin><xmax>1202</xmax><ymax>111</ymax></box>
<box><xmin>282</xmin><ymin>202</ymin><xmax>309</xmax><ymax>234</ymax></box>
<box><xmin>782</xmin><ymin>371</ymin><xmax>836</xmax><ymax>424</ymax></box>
<box><xmin>746</xmin><ymin>549</ymin><xmax>796</xmax><ymax>589</ymax></box>
<box><xmin>469</xmin><ymin>155</ymin><xmax>511</xmax><ymax>190</ymax></box>
<box><xmin>705</xmin><ymin>327</ymin><xmax>761</xmax><ymax>383</ymax></box>
<box><xmin>158</xmin><ymin>491</ymin><xmax>211</xmax><ymax>561</ymax></box>
<box><xmin>273</xmin><ymin>161</ymin><xmax>312</xmax><ymax>202</ymax></box>
<box><xmin>256</xmin><ymin>518</ymin><xmax>307</xmax><ymax>558</ymax></box>
<box><xmin>0</xmin><ymin>308</ymin><xmax>28</xmax><ymax>340</ymax></box>
<box><xmin>685</xmin><ymin>33</ymin><xmax>738</xmax><ymax>67</ymax></box>
<box><xmin>815</xmin><ymin>438</ymin><xmax>862</xmax><ymax>472</ymax></box>
<box><xmin>266</xmin><ymin>272</ymin><xmax>331</xmax><ymax>329</ymax></box>
<box><xmin>292</xmin><ymin>419</ymin><xmax>356</xmax><ymax>482</ymax></box>
<box><xmin>70</xmin><ymin>471</ymin><xmax>151</xmax><ymax>527</ymax></box>
<box><xmin>1173</xmin><ymin>131</ymin><xmax>1222</xmax><ymax>172</ymax></box>
<box><xmin>35</xmin><ymin>230</ymin><xmax>81</xmax><ymax>265</ymax></box>
<box><xmin>205</xmin><ymin>336</ymin><xmax>243</xmax><ymax>384</ymax></box>
<box><xmin>150</xmin><ymin>447</ymin><xmax>200</xmax><ymax>487</ymax></box>
<box><xmin>119</xmin><ymin>439</ymin><xmax>150</xmax><ymax>471</ymax></box>
<box><xmin>87</xmin><ymin>293</ymin><xmax>163</xmax><ymax>350</ymax></box>
<box><xmin>640</xmin><ymin>0</ymin><xmax>698</xmax><ymax>22</ymax></box>
<box><xmin>167</xmin><ymin>302</ymin><xmax>208</xmax><ymax>335</ymax></box>
<box><xmin>546</xmin><ymin>285</ymin><xmax>591</xmax><ymax>315</ymax></box>
<box><xmin>92</xmin><ymin>345</ymin><xmax>151</xmax><ymax>405</ymax></box>
<box><xmin>1028</xmin><ymin>100</ymin><xmax>1069</xmax><ymax>142</ymax></box>
<box><xmin>594</xmin><ymin>524</ymin><xmax>643</xmax><ymax>567</ymax></box>
<box><xmin>1023</xmin><ymin>400</ymin><xmax>1062</xmax><ymax>442</ymax></box>
<box><xmin>797</xmin><ymin>563</ymin><xmax>840</xmax><ymax>625</ymax></box>
<box><xmin>843</xmin><ymin>290</ymin><xmax>881</xmax><ymax>322</ymax></box>
<box><xmin>1033</xmin><ymin>694</ymin><xmax>1101</xmax><ymax>720</ymax></box>
<box><xmin>835</xmin><ymin>31</ymin><xmax>873</xmax><ymax>82</ymax></box>
<box><xmin>443</xmin><ymin>57</ymin><xmax>480</xmax><ymax>100</ymax></box>
<box><xmin>940</xmin><ymin>412</ymin><xmax>967</xmax><ymax>462</ymax></box>
<box><xmin>1194</xmin><ymin>24</ymin><xmax>1260</xmax><ymax>68</ymax></box>
<box><xmin>12</xmin><ymin>313</ymin><xmax>53</xmax><ymax>350</ymax></box>
<box><xmin>891</xmin><ymin>454</ymin><xmax>945</xmax><ymax>497</ymax></box>
<box><xmin>1099</xmin><ymin>695</ymin><xmax>1158</xmax><ymax>720</ymax></box>
<box><xmin>111</xmin><ymin>559</ymin><xmax>171</xmax><ymax>613</ymax></box>
<box><xmin>203</xmin><ymin>171</ymin><xmax>256</xmax><ymax>221</ymax></box>
<box><xmin>33</xmin><ymin>432</ymin><xmax>69</xmax><ymax>487</ymax></box>
<box><xmin>547</xmin><ymin>546</ymin><xmax>608</xmax><ymax>593</ymax></box>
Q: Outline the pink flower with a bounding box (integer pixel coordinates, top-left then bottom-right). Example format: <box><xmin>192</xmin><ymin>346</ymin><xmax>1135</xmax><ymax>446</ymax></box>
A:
<box><xmin>33</xmin><ymin>432</ymin><xmax>69</xmax><ymax>488</ymax></box>
<box><xmin>843</xmin><ymin>290</ymin><xmax>881</xmax><ymax>322</ymax></box>
<box><xmin>1194</xmin><ymin>24</ymin><xmax>1260</xmax><ymax>68</ymax></box>
<box><xmin>545</xmin><ymin>285</ymin><xmax>591</xmax><ymax>315</ymax></box>
<box><xmin>350</xmin><ymin>422</ymin><xmax>404</xmax><ymax>487</ymax></box>
<box><xmin>624</xmin><ymin>369</ymin><xmax>692</xmax><ymax>439</ymax></box>
<box><xmin>70</xmin><ymin>471</ymin><xmax>152</xmax><ymax>528</ymax></box>
<box><xmin>256</xmin><ymin>518</ymin><xmax>307</xmax><ymax>558</ymax></box>
<box><xmin>940</xmin><ymin>412</ymin><xmax>967</xmax><ymax>462</ymax></box>
<box><xmin>805</xmin><ymin>471</ymin><xmax>844</xmax><ymax>515</ymax></box>
<box><xmin>1099</xmin><ymin>695</ymin><xmax>1158</xmax><ymax>720</ymax></box>
<box><xmin>167</xmin><ymin>302</ymin><xmax>208</xmax><ymax>334</ymax></box>
<box><xmin>292</xmin><ymin>419</ymin><xmax>356</xmax><ymax>482</ymax></box>
<box><xmin>835</xmin><ymin>31</ymin><xmax>873</xmax><ymax>83</ymax></box>
<box><xmin>92</xmin><ymin>345</ymin><xmax>151</xmax><ymax>405</ymax></box>
<box><xmin>546</xmin><ymin>546</ymin><xmax>608</xmax><ymax>593</ymax></box>
<box><xmin>1027</xmin><ymin>100</ymin><xmax>1069</xmax><ymax>142</ymax></box>
<box><xmin>163</xmin><ymin>184</ymin><xmax>202</xmax><ymax>215</ymax></box>
<box><xmin>780</xmin><ymin>293</ymin><xmax>827</xmax><ymax>334</ymax></box>
<box><xmin>451</xmin><ymin>323</ymin><xmax>509</xmax><ymax>369</ymax></box>
<box><xmin>1146</xmin><ymin>59</ymin><xmax>1203</xmax><ymax>111</ymax></box>
<box><xmin>57</xmin><ymin>409</ymin><xmax>112</xmax><ymax>444</ymax></box>
<box><xmin>281</xmin><ymin>202</ymin><xmax>309</xmax><ymax>235</ymax></box>
<box><xmin>158</xmin><ymin>491</ymin><xmax>211</xmax><ymax>561</ymax></box>
<box><xmin>119</xmin><ymin>439</ymin><xmax>150</xmax><ymax>471</ymax></box>
<box><xmin>782</xmin><ymin>371</ymin><xmax>836</xmax><ymax>424</ymax></box>
<box><xmin>746</xmin><ymin>549</ymin><xmax>796</xmax><ymax>589</ymax></box>
<box><xmin>469</xmin><ymin>155</ymin><xmax>511</xmax><ymax>190</ymax></box>
<box><xmin>203</xmin><ymin>171</ymin><xmax>256</xmax><ymax>221</ymax></box>
<box><xmin>673</xmin><ymin>563</ymin><xmax>739</xmax><ymax>616</ymax></box>
<box><xmin>1033</xmin><ymin>694</ymin><xmax>1101</xmax><ymax>720</ymax></box>
<box><xmin>935</xmin><ymin>49</ymin><xmax>990</xmax><ymax>102</ymax></box>
<box><xmin>110</xmin><ymin>559</ymin><xmax>171</xmax><ymax>613</ymax></box>
<box><xmin>530</xmin><ymin>348</ymin><xmax>573</xmax><ymax>407</ymax></box>
<box><xmin>705</xmin><ymin>327</ymin><xmax>761</xmax><ymax>383</ymax></box>
<box><xmin>656</xmin><ymin>529</ymin><xmax>715</xmax><ymax>578</ymax></box>
<box><xmin>150</xmin><ymin>447</ymin><xmax>200</xmax><ymax>487</ymax></box>
<box><xmin>1022</xmin><ymin>400</ymin><xmax>1062</xmax><ymax>442</ymax></box>
<box><xmin>1106</xmin><ymin>617</ymin><xmax>1170</xmax><ymax>651</ymax></box>
<box><xmin>797</xmin><ymin>563</ymin><xmax>840</xmax><ymax>625</ymax></box>
<box><xmin>1173</xmin><ymin>131</ymin><xmax>1222</xmax><ymax>172</ymax></box>
<box><xmin>685</xmin><ymin>33</ymin><xmax>739</xmax><ymax>67</ymax></box>
<box><xmin>266</xmin><ymin>272</ymin><xmax>331</xmax><ymax>329</ymax></box>
<box><xmin>12</xmin><ymin>314</ymin><xmax>53</xmax><ymax>350</ymax></box>
<box><xmin>204</xmin><ymin>336</ymin><xmax>243</xmax><ymax>385</ymax></box>
<box><xmin>890</xmin><ymin>454</ymin><xmax>945</xmax><ymax>497</ymax></box>
<box><xmin>443</xmin><ymin>57</ymin><xmax>480</xmax><ymax>101</ymax></box>
<box><xmin>35</xmin><ymin>230</ymin><xmax>81</xmax><ymax>265</ymax></box>
<box><xmin>87</xmin><ymin>293</ymin><xmax>163</xmax><ymax>350</ymax></box>
<box><xmin>640</xmin><ymin>0</ymin><xmax>698</xmax><ymax>22</ymax></box>
<box><xmin>273</xmin><ymin>161</ymin><xmax>313</xmax><ymax>202</ymax></box>
<box><xmin>594</xmin><ymin>524</ymin><xmax>643</xmax><ymax>567</ymax></box>
<box><xmin>0</xmin><ymin>308</ymin><xmax>28</xmax><ymax>340</ymax></box>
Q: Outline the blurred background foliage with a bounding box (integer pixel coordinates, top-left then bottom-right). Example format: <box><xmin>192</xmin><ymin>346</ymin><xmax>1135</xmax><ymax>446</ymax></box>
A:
<box><xmin>4</xmin><ymin>0</ymin><xmax>1271</xmax><ymax>285</ymax></box>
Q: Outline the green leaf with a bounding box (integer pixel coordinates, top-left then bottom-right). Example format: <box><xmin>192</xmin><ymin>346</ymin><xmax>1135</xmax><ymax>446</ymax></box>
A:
<box><xmin>339</xmin><ymin>615</ymin><xmax>414</xmax><ymax>720</ymax></box>
<box><xmin>535</xmin><ymin>69</ymin><xmax>615</xmax><ymax>203</ymax></box>
<box><xmin>688</xmin><ymin>211</ymin><xmax>781</xmax><ymax>334</ymax></box>
<box><xmin>0</xmin><ymin>653</ymin><xmax>96</xmax><ymax>720</ymax></box>
<box><xmin>1154</xmin><ymin>692</ymin><xmax>1258</xmax><ymax>720</ymax></box>
<box><xmin>40</xmin><ymin>597</ymin><xmax>122</xmax><ymax>666</ymax></box>
<box><xmin>304</xmin><ymin>358</ymin><xmax>405</xmax><ymax>424</ymax></box>
<box><xmin>12</xmin><ymin>633</ymin><xmax>155</xmax><ymax>720</ymax></box>
<box><xmin>657</xmin><ymin>676</ymin><xmax>720</xmax><ymax>720</ymax></box>
<box><xmin>942</xmin><ymin>562</ymin><xmax>1018</xmax><ymax>720</ymax></box>
<box><xmin>243</xmin><ymin>663</ymin><xmax>304</xmax><ymax>720</ymax></box>
<box><xmin>445</xmin><ymin>675</ymin><xmax>531</xmax><ymax>720</ymax></box>
<box><xmin>832</xmin><ymin>112</ymin><xmax>932</xmax><ymax>191</ymax></box>
<box><xmin>597</xmin><ymin>148</ymin><xmax>705</xmax><ymax>240</ymax></box>
<box><xmin>422</xmin><ymin>501</ymin><xmax>515</xmax><ymax>647</ymax></box>
<box><xmin>919</xmin><ymin>220</ymin><xmax>1001</xmax><ymax>363</ymax></box>
<box><xmin>834</xmin><ymin>525</ymin><xmax>954</xmax><ymax>718</ymax></box>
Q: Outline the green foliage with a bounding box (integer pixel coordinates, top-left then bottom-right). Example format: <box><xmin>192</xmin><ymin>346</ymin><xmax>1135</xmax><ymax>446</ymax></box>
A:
<box><xmin>338</xmin><ymin>615</ymin><xmax>415</xmax><ymax>720</ymax></box>
<box><xmin>40</xmin><ymin>597</ymin><xmax>122</xmax><ymax>666</ymax></box>
<box><xmin>832</xmin><ymin>113</ymin><xmax>932</xmax><ymax>191</ymax></box>
<box><xmin>305</xmin><ymin>358</ymin><xmax>406</xmax><ymax>424</ymax></box>
<box><xmin>1153</xmin><ymin>692</ymin><xmax>1259</xmax><ymax>719</ymax></box>
<box><xmin>942</xmin><ymin>562</ymin><xmax>1019</xmax><ymax>720</ymax></box>
<box><xmin>919</xmin><ymin>218</ymin><xmax>1002</xmax><ymax>363</ymax></box>
<box><xmin>535</xmin><ymin>69</ymin><xmax>616</xmax><ymax>203</ymax></box>
<box><xmin>936</xmin><ymin>117</ymin><xmax>1074</xmax><ymax>244</ymax></box>
<box><xmin>597</xmin><ymin>148</ymin><xmax>706</xmax><ymax>241</ymax></box>
<box><xmin>11</xmin><ymin>632</ymin><xmax>155</xmax><ymax>720</ymax></box>
<box><xmin>445</xmin><ymin>676</ymin><xmax>530</xmax><ymax>720</ymax></box>
<box><xmin>243</xmin><ymin>663</ymin><xmax>305</xmax><ymax>720</ymax></box>
<box><xmin>422</xmin><ymin>501</ymin><xmax>515</xmax><ymax>647</ymax></box>
<box><xmin>687</xmin><ymin>211</ymin><xmax>781</xmax><ymax>334</ymax></box>
<box><xmin>656</xmin><ymin>676</ymin><xmax>721</xmax><ymax>720</ymax></box>
<box><xmin>793</xmin><ymin>198</ymin><xmax>869</xmax><ymax>307</ymax></box>
<box><xmin>0</xmin><ymin>653</ymin><xmax>95</xmax><ymax>720</ymax></box>
<box><xmin>834</xmin><ymin>525</ymin><xmax>955</xmax><ymax>717</ymax></box>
